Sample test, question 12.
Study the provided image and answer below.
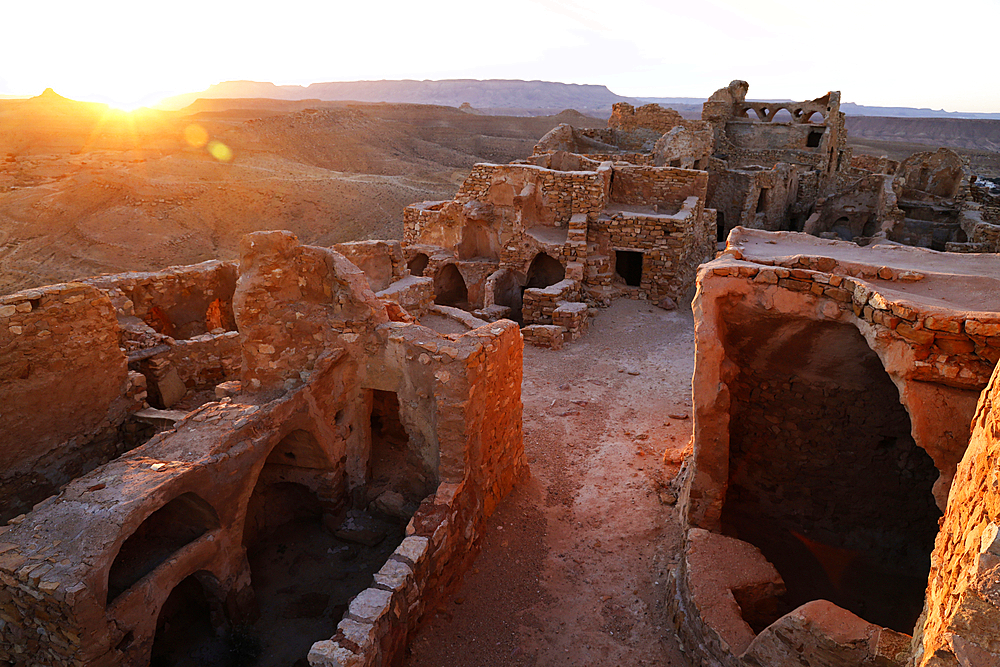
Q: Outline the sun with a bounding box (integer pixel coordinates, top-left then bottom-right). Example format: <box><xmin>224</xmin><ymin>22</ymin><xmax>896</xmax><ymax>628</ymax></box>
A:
<box><xmin>108</xmin><ymin>99</ymin><xmax>147</xmax><ymax>112</ymax></box>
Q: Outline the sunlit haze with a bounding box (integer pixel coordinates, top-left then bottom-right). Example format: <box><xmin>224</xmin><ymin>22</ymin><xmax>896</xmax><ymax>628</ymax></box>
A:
<box><xmin>2</xmin><ymin>0</ymin><xmax>998</xmax><ymax>111</ymax></box>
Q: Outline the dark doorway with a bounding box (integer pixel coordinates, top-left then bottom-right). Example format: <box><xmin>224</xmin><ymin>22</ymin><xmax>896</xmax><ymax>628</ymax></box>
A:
<box><xmin>407</xmin><ymin>253</ymin><xmax>429</xmax><ymax>278</ymax></box>
<box><xmin>807</xmin><ymin>129</ymin><xmax>824</xmax><ymax>148</ymax></box>
<box><xmin>149</xmin><ymin>574</ymin><xmax>227</xmax><ymax>667</ymax></box>
<box><xmin>720</xmin><ymin>313</ymin><xmax>941</xmax><ymax>634</ymax></box>
<box><xmin>717</xmin><ymin>211</ymin><xmax>727</xmax><ymax>243</ymax></box>
<box><xmin>755</xmin><ymin>187</ymin><xmax>769</xmax><ymax>214</ymax></box>
<box><xmin>490</xmin><ymin>269</ymin><xmax>523</xmax><ymax>323</ymax></box>
<box><xmin>524</xmin><ymin>253</ymin><xmax>565</xmax><ymax>290</ymax></box>
<box><xmin>370</xmin><ymin>390</ymin><xmax>433</xmax><ymax>505</ymax></box>
<box><xmin>433</xmin><ymin>264</ymin><xmax>468</xmax><ymax>308</ymax></box>
<box><xmin>615</xmin><ymin>250</ymin><xmax>643</xmax><ymax>287</ymax></box>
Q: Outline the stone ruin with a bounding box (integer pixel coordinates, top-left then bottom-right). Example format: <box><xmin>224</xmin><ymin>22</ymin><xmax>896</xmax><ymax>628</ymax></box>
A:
<box><xmin>402</xmin><ymin>152</ymin><xmax>716</xmax><ymax>349</ymax></box>
<box><xmin>399</xmin><ymin>80</ymin><xmax>1000</xmax><ymax>352</ymax></box>
<box><xmin>672</xmin><ymin>227</ymin><xmax>1000</xmax><ymax>666</ymax></box>
<box><xmin>5</xmin><ymin>79</ymin><xmax>1000</xmax><ymax>667</ymax></box>
<box><xmin>0</xmin><ymin>231</ymin><xmax>524</xmax><ymax>666</ymax></box>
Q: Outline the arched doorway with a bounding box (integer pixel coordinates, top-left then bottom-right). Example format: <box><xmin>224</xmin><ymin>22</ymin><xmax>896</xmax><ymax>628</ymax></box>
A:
<box><xmin>433</xmin><ymin>264</ymin><xmax>468</xmax><ymax>308</ymax></box>
<box><xmin>149</xmin><ymin>573</ymin><xmax>232</xmax><ymax>667</ymax></box>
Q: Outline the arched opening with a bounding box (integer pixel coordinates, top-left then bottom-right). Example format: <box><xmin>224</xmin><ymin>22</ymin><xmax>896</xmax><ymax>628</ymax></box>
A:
<box><xmin>719</xmin><ymin>312</ymin><xmax>941</xmax><ymax>634</ymax></box>
<box><xmin>524</xmin><ymin>253</ymin><xmax>565</xmax><ymax>290</ymax></box>
<box><xmin>805</xmin><ymin>111</ymin><xmax>825</xmax><ymax>124</ymax></box>
<box><xmin>433</xmin><ymin>264</ymin><xmax>468</xmax><ymax>308</ymax></box>
<box><xmin>407</xmin><ymin>253</ymin><xmax>429</xmax><ymax>278</ymax></box>
<box><xmin>771</xmin><ymin>108</ymin><xmax>793</xmax><ymax>123</ymax></box>
<box><xmin>107</xmin><ymin>493</ymin><xmax>220</xmax><ymax>604</ymax></box>
<box><xmin>832</xmin><ymin>216</ymin><xmax>853</xmax><ymax>241</ymax></box>
<box><xmin>149</xmin><ymin>574</ymin><xmax>229</xmax><ymax>667</ymax></box>
<box><xmin>241</xmin><ymin>428</ymin><xmax>375</xmax><ymax>665</ymax></box>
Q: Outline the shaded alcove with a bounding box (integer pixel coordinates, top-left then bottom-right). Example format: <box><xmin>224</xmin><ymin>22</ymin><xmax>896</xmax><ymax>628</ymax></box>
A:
<box><xmin>524</xmin><ymin>253</ymin><xmax>565</xmax><ymax>290</ymax></box>
<box><xmin>149</xmin><ymin>573</ymin><xmax>232</xmax><ymax>667</ymax></box>
<box><xmin>407</xmin><ymin>253</ymin><xmax>429</xmax><ymax>278</ymax></box>
<box><xmin>433</xmin><ymin>264</ymin><xmax>469</xmax><ymax>308</ymax></box>
<box><xmin>718</xmin><ymin>312</ymin><xmax>941</xmax><ymax>634</ymax></box>
<box><xmin>717</xmin><ymin>211</ymin><xmax>727</xmax><ymax>243</ymax></box>
<box><xmin>457</xmin><ymin>222</ymin><xmax>498</xmax><ymax>260</ymax></box>
<box><xmin>615</xmin><ymin>250</ymin><xmax>643</xmax><ymax>287</ymax></box>
<box><xmin>369</xmin><ymin>390</ymin><xmax>434</xmax><ymax>506</ymax></box>
<box><xmin>241</xmin><ymin>429</ymin><xmax>367</xmax><ymax>667</ymax></box>
<box><xmin>107</xmin><ymin>493</ymin><xmax>220</xmax><ymax>604</ymax></box>
<box><xmin>490</xmin><ymin>268</ymin><xmax>524</xmax><ymax>323</ymax></box>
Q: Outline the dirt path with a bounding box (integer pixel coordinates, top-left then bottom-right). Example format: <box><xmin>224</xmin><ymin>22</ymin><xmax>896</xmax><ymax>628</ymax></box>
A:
<box><xmin>405</xmin><ymin>299</ymin><xmax>696</xmax><ymax>666</ymax></box>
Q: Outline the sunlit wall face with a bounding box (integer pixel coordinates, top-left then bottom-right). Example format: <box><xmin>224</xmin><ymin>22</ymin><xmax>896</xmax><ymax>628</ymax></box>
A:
<box><xmin>1</xmin><ymin>0</ymin><xmax>997</xmax><ymax>112</ymax></box>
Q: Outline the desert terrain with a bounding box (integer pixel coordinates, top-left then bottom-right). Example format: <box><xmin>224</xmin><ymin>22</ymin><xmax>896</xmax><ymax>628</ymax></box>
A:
<box><xmin>0</xmin><ymin>91</ymin><xmax>602</xmax><ymax>295</ymax></box>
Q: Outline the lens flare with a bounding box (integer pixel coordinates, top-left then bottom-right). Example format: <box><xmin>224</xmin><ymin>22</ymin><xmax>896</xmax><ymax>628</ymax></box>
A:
<box><xmin>207</xmin><ymin>140</ymin><xmax>232</xmax><ymax>162</ymax></box>
<box><xmin>184</xmin><ymin>124</ymin><xmax>209</xmax><ymax>148</ymax></box>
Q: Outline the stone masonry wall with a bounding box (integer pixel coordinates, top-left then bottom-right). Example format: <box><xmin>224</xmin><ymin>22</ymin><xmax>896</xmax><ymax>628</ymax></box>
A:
<box><xmin>0</xmin><ymin>283</ymin><xmax>136</xmax><ymax>523</ymax></box>
<box><xmin>522</xmin><ymin>279</ymin><xmax>580</xmax><ymax>325</ymax></box>
<box><xmin>455</xmin><ymin>163</ymin><xmax>607</xmax><ymax>225</ymax></box>
<box><xmin>609</xmin><ymin>165</ymin><xmax>708</xmax><ymax>210</ymax></box>
<box><xmin>912</xmin><ymin>363</ymin><xmax>1000</xmax><ymax>666</ymax></box>
<box><xmin>597</xmin><ymin>197</ymin><xmax>712</xmax><ymax>301</ymax></box>
<box><xmin>309</xmin><ymin>321</ymin><xmax>525</xmax><ymax>667</ymax></box>
<box><xmin>84</xmin><ymin>260</ymin><xmax>238</xmax><ymax>340</ymax></box>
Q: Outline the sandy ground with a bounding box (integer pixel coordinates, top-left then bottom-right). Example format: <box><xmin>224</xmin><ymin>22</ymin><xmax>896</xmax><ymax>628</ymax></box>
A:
<box><xmin>405</xmin><ymin>299</ymin><xmax>696</xmax><ymax>667</ymax></box>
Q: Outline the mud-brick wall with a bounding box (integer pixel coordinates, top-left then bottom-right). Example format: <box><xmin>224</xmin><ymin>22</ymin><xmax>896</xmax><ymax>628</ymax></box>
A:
<box><xmin>913</xmin><ymin>365</ymin><xmax>1000</xmax><ymax>666</ymax></box>
<box><xmin>455</xmin><ymin>164</ymin><xmax>607</xmax><ymax>225</ymax></box>
<box><xmin>609</xmin><ymin>166</ymin><xmax>708</xmax><ymax>210</ymax></box>
<box><xmin>0</xmin><ymin>283</ymin><xmax>134</xmax><ymax>523</ymax></box>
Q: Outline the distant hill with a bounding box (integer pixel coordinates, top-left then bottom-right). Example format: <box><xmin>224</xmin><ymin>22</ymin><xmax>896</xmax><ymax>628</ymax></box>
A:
<box><xmin>158</xmin><ymin>80</ymin><xmax>1000</xmax><ymax>121</ymax></box>
<box><xmin>160</xmin><ymin>79</ymin><xmax>633</xmax><ymax>116</ymax></box>
<box><xmin>845</xmin><ymin>115</ymin><xmax>1000</xmax><ymax>152</ymax></box>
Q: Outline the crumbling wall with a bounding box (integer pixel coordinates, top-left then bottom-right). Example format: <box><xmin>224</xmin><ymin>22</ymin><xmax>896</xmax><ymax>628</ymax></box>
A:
<box><xmin>608</xmin><ymin>102</ymin><xmax>690</xmax><ymax>134</ymax></box>
<box><xmin>0</xmin><ymin>232</ymin><xmax>525</xmax><ymax>667</ymax></box>
<box><xmin>310</xmin><ymin>320</ymin><xmax>525</xmax><ymax>667</ymax></box>
<box><xmin>707</xmin><ymin>164</ymin><xmax>798</xmax><ymax>236</ymax></box>
<box><xmin>912</xmin><ymin>362</ymin><xmax>1000</xmax><ymax>666</ymax></box>
<box><xmin>803</xmin><ymin>173</ymin><xmax>904</xmax><ymax>240</ymax></box>
<box><xmin>334</xmin><ymin>240</ymin><xmax>407</xmax><ymax>293</ymax></box>
<box><xmin>0</xmin><ymin>283</ymin><xmax>139</xmax><ymax>523</ymax></box>
<box><xmin>897</xmin><ymin>148</ymin><xmax>968</xmax><ymax>202</ymax></box>
<box><xmin>84</xmin><ymin>261</ymin><xmax>238</xmax><ymax>340</ymax></box>
<box><xmin>654</xmin><ymin>125</ymin><xmax>713</xmax><ymax>170</ymax></box>
<box><xmin>234</xmin><ymin>231</ymin><xmax>388</xmax><ymax>392</ymax></box>
<box><xmin>671</xmin><ymin>229</ymin><xmax>1000</xmax><ymax>667</ymax></box>
<box><xmin>453</xmin><ymin>163</ymin><xmax>608</xmax><ymax>225</ymax></box>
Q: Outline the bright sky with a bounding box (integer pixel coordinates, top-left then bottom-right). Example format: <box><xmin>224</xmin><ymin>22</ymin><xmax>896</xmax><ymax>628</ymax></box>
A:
<box><xmin>2</xmin><ymin>0</ymin><xmax>997</xmax><ymax>112</ymax></box>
